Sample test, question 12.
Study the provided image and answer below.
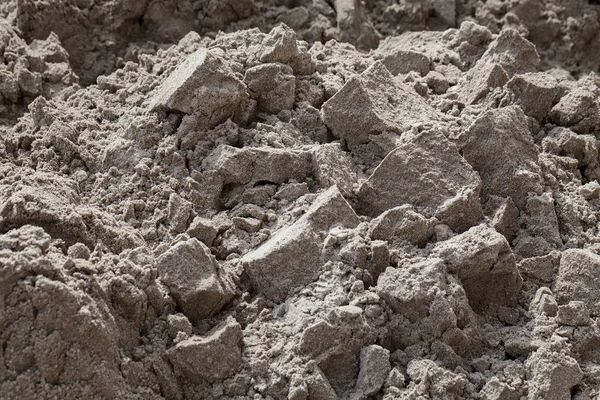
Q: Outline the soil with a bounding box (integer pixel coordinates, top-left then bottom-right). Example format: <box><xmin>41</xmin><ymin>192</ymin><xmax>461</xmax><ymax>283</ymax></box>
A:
<box><xmin>2</xmin><ymin>0</ymin><xmax>600</xmax><ymax>399</ymax></box>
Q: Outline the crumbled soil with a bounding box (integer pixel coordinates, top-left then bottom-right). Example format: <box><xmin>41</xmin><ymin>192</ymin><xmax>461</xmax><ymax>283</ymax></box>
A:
<box><xmin>2</xmin><ymin>1</ymin><xmax>600</xmax><ymax>399</ymax></box>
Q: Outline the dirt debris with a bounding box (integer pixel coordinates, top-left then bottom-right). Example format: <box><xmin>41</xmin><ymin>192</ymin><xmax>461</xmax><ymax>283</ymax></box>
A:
<box><xmin>2</xmin><ymin>1</ymin><xmax>600</xmax><ymax>399</ymax></box>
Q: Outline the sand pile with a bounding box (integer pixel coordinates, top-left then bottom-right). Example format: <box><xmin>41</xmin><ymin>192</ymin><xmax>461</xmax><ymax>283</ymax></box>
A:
<box><xmin>1</xmin><ymin>0</ymin><xmax>600</xmax><ymax>399</ymax></box>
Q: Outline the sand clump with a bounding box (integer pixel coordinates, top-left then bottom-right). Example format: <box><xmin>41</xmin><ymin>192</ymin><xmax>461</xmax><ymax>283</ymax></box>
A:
<box><xmin>1</xmin><ymin>0</ymin><xmax>600</xmax><ymax>399</ymax></box>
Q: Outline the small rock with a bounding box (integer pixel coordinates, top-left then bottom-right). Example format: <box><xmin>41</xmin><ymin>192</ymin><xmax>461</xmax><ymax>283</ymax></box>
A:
<box><xmin>334</xmin><ymin>0</ymin><xmax>380</xmax><ymax>51</ymax></box>
<box><xmin>549</xmin><ymin>75</ymin><xmax>600</xmax><ymax>134</ymax></box>
<box><xmin>385</xmin><ymin>368</ymin><xmax>405</xmax><ymax>389</ymax></box>
<box><xmin>358</xmin><ymin>130</ymin><xmax>483</xmax><ymax>231</ymax></box>
<box><xmin>299</xmin><ymin>319</ymin><xmax>338</xmax><ymax>357</ymax></box>
<box><xmin>433</xmin><ymin>224</ymin><xmax>522</xmax><ymax>311</ymax></box>
<box><xmin>149</xmin><ymin>49</ymin><xmax>247</xmax><ymax>129</ymax></box>
<box><xmin>242</xmin><ymin>186</ymin><xmax>359</xmax><ymax>302</ymax></box>
<box><xmin>376</xmin><ymin>258</ymin><xmax>446</xmax><ymax>321</ymax></box>
<box><xmin>311</xmin><ymin>143</ymin><xmax>358</xmax><ymax>197</ymax></box>
<box><xmin>186</xmin><ymin>216</ymin><xmax>218</xmax><ymax>246</ymax></box>
<box><xmin>368</xmin><ymin>205</ymin><xmax>434</xmax><ymax>247</ymax></box>
<box><xmin>556</xmin><ymin>301</ymin><xmax>591</xmax><ymax>326</ymax></box>
<box><xmin>232</xmin><ymin>216</ymin><xmax>262</xmax><ymax>233</ymax></box>
<box><xmin>167</xmin><ymin>317</ymin><xmax>243</xmax><ymax>383</ymax></box>
<box><xmin>167</xmin><ymin>313</ymin><xmax>193</xmax><ymax>339</ymax></box>
<box><xmin>322</xmin><ymin>61</ymin><xmax>440</xmax><ymax>150</ymax></box>
<box><xmin>530</xmin><ymin>287</ymin><xmax>558</xmax><ymax>317</ymax></box>
<box><xmin>245</xmin><ymin>63</ymin><xmax>295</xmax><ymax>114</ymax></box>
<box><xmin>378</xmin><ymin>49</ymin><xmax>431</xmax><ymax>76</ymax></box>
<box><xmin>167</xmin><ymin>193</ymin><xmax>193</xmax><ymax>233</ymax></box>
<box><xmin>67</xmin><ymin>242</ymin><xmax>90</xmax><ymax>260</ymax></box>
<box><xmin>261</xmin><ymin>24</ymin><xmax>315</xmax><ymax>75</ymax></box>
<box><xmin>425</xmin><ymin>71</ymin><xmax>449</xmax><ymax>94</ymax></box>
<box><xmin>202</xmin><ymin>144</ymin><xmax>312</xmax><ymax>186</ymax></box>
<box><xmin>507</xmin><ymin>72</ymin><xmax>558</xmax><ymax>120</ymax></box>
<box><xmin>525</xmin><ymin>344</ymin><xmax>583</xmax><ymax>400</ymax></box>
<box><xmin>355</xmin><ymin>345</ymin><xmax>390</xmax><ymax>396</ymax></box>
<box><xmin>456</xmin><ymin>105</ymin><xmax>543</xmax><ymax>210</ymax></box>
<box><xmin>554</xmin><ymin>249</ymin><xmax>600</xmax><ymax>317</ymax></box>
<box><xmin>479</xmin><ymin>378</ymin><xmax>519</xmax><ymax>400</ymax></box>
<box><xmin>157</xmin><ymin>238</ymin><xmax>235</xmax><ymax>323</ymax></box>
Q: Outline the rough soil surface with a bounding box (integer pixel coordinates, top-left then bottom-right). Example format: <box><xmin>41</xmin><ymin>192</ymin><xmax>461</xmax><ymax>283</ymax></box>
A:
<box><xmin>2</xmin><ymin>1</ymin><xmax>600</xmax><ymax>399</ymax></box>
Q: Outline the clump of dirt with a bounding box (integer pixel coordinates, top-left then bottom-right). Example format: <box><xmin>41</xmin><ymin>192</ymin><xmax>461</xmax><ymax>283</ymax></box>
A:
<box><xmin>2</xmin><ymin>1</ymin><xmax>600</xmax><ymax>399</ymax></box>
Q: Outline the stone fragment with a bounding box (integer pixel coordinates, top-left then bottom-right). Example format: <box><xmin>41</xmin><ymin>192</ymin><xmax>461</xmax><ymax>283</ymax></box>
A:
<box><xmin>357</xmin><ymin>130</ymin><xmax>483</xmax><ymax>231</ymax></box>
<box><xmin>489</xmin><ymin>196</ymin><xmax>520</xmax><ymax>242</ymax></box>
<box><xmin>507</xmin><ymin>73</ymin><xmax>558</xmax><ymax>120</ymax></box>
<box><xmin>311</xmin><ymin>143</ymin><xmax>357</xmax><ymax>197</ymax></box>
<box><xmin>549</xmin><ymin>75</ymin><xmax>600</xmax><ymax>134</ymax></box>
<box><xmin>542</xmin><ymin>127</ymin><xmax>600</xmax><ymax>181</ymax></box>
<box><xmin>149</xmin><ymin>49</ymin><xmax>246</xmax><ymax>129</ymax></box>
<box><xmin>378</xmin><ymin>49</ymin><xmax>430</xmax><ymax>76</ymax></box>
<box><xmin>355</xmin><ymin>345</ymin><xmax>391</xmax><ymax>396</ymax></box>
<box><xmin>479</xmin><ymin>378</ymin><xmax>519</xmax><ymax>400</ymax></box>
<box><xmin>556</xmin><ymin>301</ymin><xmax>591</xmax><ymax>326</ymax></box>
<box><xmin>456</xmin><ymin>105</ymin><xmax>543</xmax><ymax>210</ymax></box>
<box><xmin>322</xmin><ymin>61</ymin><xmax>440</xmax><ymax>150</ymax></box>
<box><xmin>334</xmin><ymin>0</ymin><xmax>380</xmax><ymax>50</ymax></box>
<box><xmin>241</xmin><ymin>186</ymin><xmax>359</xmax><ymax>302</ymax></box>
<box><xmin>167</xmin><ymin>193</ymin><xmax>193</xmax><ymax>233</ymax></box>
<box><xmin>525</xmin><ymin>344</ymin><xmax>582</xmax><ymax>400</ymax></box>
<box><xmin>245</xmin><ymin>63</ymin><xmax>295</xmax><ymax>114</ymax></box>
<box><xmin>481</xmin><ymin>29</ymin><xmax>540</xmax><ymax>77</ymax></box>
<box><xmin>261</xmin><ymin>24</ymin><xmax>315</xmax><ymax>75</ymax></box>
<box><xmin>517</xmin><ymin>252</ymin><xmax>561</xmax><ymax>284</ymax></box>
<box><xmin>157</xmin><ymin>238</ymin><xmax>235</xmax><ymax>323</ymax></box>
<box><xmin>299</xmin><ymin>319</ymin><xmax>338</xmax><ymax>357</ymax></box>
<box><xmin>458</xmin><ymin>61</ymin><xmax>508</xmax><ymax>104</ymax></box>
<box><xmin>167</xmin><ymin>317</ymin><xmax>243</xmax><ymax>383</ymax></box>
<box><xmin>376</xmin><ymin>258</ymin><xmax>446</xmax><ymax>321</ymax></box>
<box><xmin>554</xmin><ymin>249</ymin><xmax>600</xmax><ymax>316</ymax></box>
<box><xmin>457</xmin><ymin>28</ymin><xmax>538</xmax><ymax>104</ymax></box>
<box><xmin>186</xmin><ymin>216</ymin><xmax>218</xmax><ymax>246</ymax></box>
<box><xmin>433</xmin><ymin>224</ymin><xmax>522</xmax><ymax>311</ymax></box>
<box><xmin>406</xmin><ymin>359</ymin><xmax>468</xmax><ymax>398</ymax></box>
<box><xmin>368</xmin><ymin>205</ymin><xmax>434</xmax><ymax>247</ymax></box>
<box><xmin>530</xmin><ymin>287</ymin><xmax>558</xmax><ymax>317</ymax></box>
<box><xmin>202</xmin><ymin>144</ymin><xmax>313</xmax><ymax>186</ymax></box>
<box><xmin>232</xmin><ymin>216</ymin><xmax>262</xmax><ymax>233</ymax></box>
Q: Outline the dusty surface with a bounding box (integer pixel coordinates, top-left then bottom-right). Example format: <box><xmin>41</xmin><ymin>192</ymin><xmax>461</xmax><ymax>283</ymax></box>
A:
<box><xmin>2</xmin><ymin>0</ymin><xmax>600</xmax><ymax>399</ymax></box>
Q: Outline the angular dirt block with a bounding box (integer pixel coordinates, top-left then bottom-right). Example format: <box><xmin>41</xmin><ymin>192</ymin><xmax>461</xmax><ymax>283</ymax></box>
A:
<box><xmin>376</xmin><ymin>258</ymin><xmax>447</xmax><ymax>321</ymax></box>
<box><xmin>355</xmin><ymin>345</ymin><xmax>391</xmax><ymax>396</ymax></box>
<box><xmin>261</xmin><ymin>24</ymin><xmax>315</xmax><ymax>75</ymax></box>
<box><xmin>456</xmin><ymin>106</ymin><xmax>542</xmax><ymax>210</ymax></box>
<box><xmin>554</xmin><ymin>249</ymin><xmax>600</xmax><ymax>317</ymax></box>
<box><xmin>202</xmin><ymin>144</ymin><xmax>313</xmax><ymax>185</ymax></box>
<box><xmin>157</xmin><ymin>238</ymin><xmax>235</xmax><ymax>323</ymax></box>
<box><xmin>458</xmin><ymin>61</ymin><xmax>508</xmax><ymax>104</ymax></box>
<box><xmin>334</xmin><ymin>0</ymin><xmax>380</xmax><ymax>51</ymax></box>
<box><xmin>480</xmin><ymin>29</ymin><xmax>540</xmax><ymax>77</ymax></box>
<box><xmin>556</xmin><ymin>301</ymin><xmax>591</xmax><ymax>326</ymax></box>
<box><xmin>433</xmin><ymin>224</ymin><xmax>522</xmax><ymax>311</ymax></box>
<box><xmin>542</xmin><ymin>127</ymin><xmax>600</xmax><ymax>181</ymax></box>
<box><xmin>357</xmin><ymin>130</ymin><xmax>483</xmax><ymax>231</ymax></box>
<box><xmin>149</xmin><ymin>49</ymin><xmax>246</xmax><ymax>129</ymax></box>
<box><xmin>378</xmin><ymin>49</ymin><xmax>430</xmax><ymax>76</ymax></box>
<box><xmin>549</xmin><ymin>75</ymin><xmax>600</xmax><ymax>134</ymax></box>
<box><xmin>312</xmin><ymin>143</ymin><xmax>358</xmax><ymax>197</ymax></box>
<box><xmin>525</xmin><ymin>344</ymin><xmax>582</xmax><ymax>400</ymax></box>
<box><xmin>245</xmin><ymin>63</ymin><xmax>295</xmax><ymax>114</ymax></box>
<box><xmin>507</xmin><ymin>73</ymin><xmax>558</xmax><ymax>120</ymax></box>
<box><xmin>241</xmin><ymin>186</ymin><xmax>359</xmax><ymax>302</ymax></box>
<box><xmin>368</xmin><ymin>205</ymin><xmax>434</xmax><ymax>247</ymax></box>
<box><xmin>167</xmin><ymin>317</ymin><xmax>243</xmax><ymax>383</ymax></box>
<box><xmin>457</xmin><ymin>29</ymin><xmax>539</xmax><ymax>104</ymax></box>
<box><xmin>322</xmin><ymin>61</ymin><xmax>440</xmax><ymax>149</ymax></box>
